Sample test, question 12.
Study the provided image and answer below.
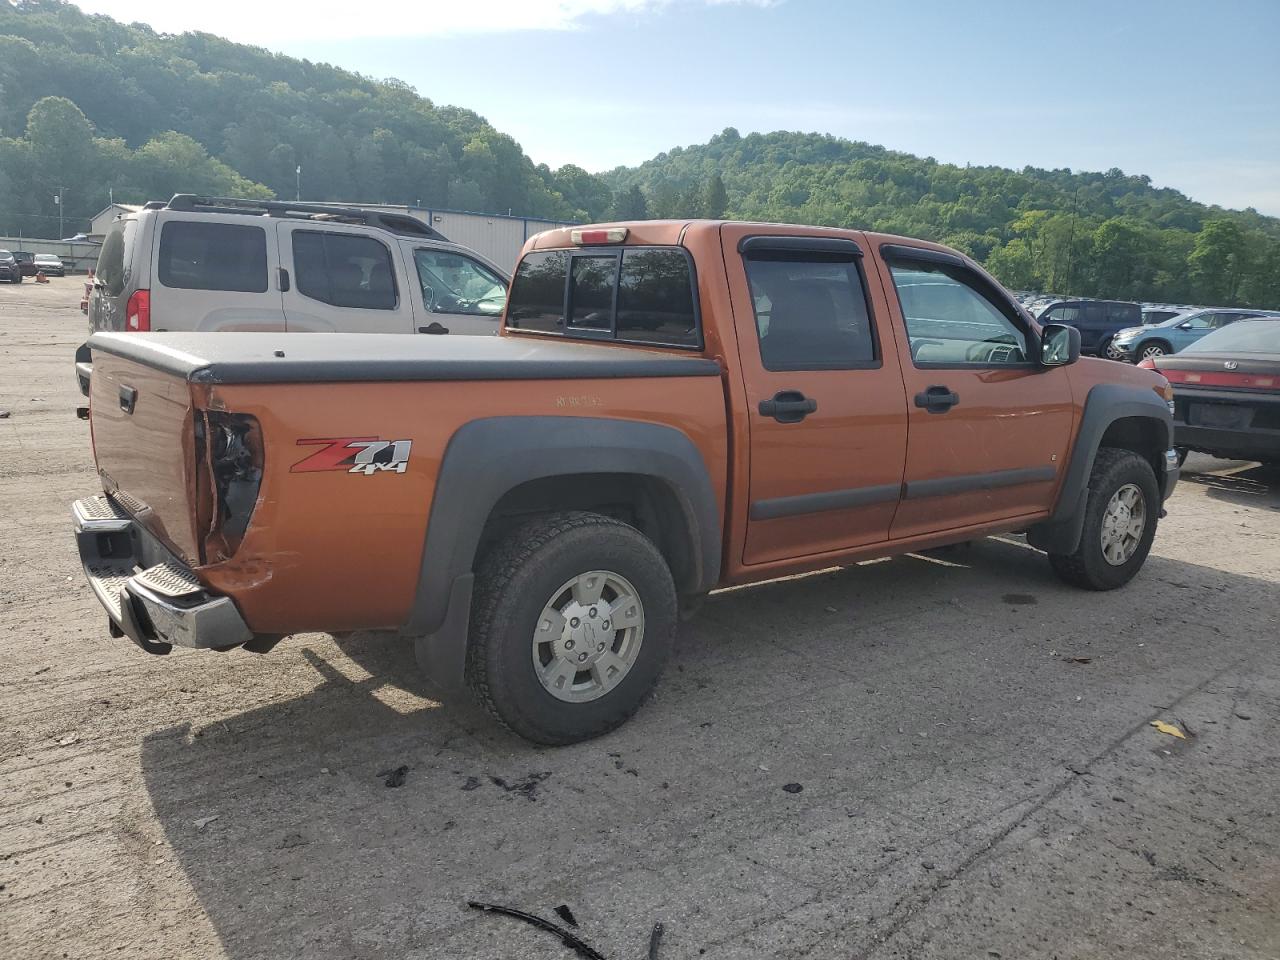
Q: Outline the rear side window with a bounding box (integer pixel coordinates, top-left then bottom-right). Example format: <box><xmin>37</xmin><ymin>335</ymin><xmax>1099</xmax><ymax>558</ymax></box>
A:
<box><xmin>744</xmin><ymin>257</ymin><xmax>876</xmax><ymax>370</ymax></box>
<box><xmin>97</xmin><ymin>220</ymin><xmax>138</xmax><ymax>297</ymax></box>
<box><xmin>294</xmin><ymin>231</ymin><xmax>397</xmax><ymax>310</ymax></box>
<box><xmin>1106</xmin><ymin>302</ymin><xmax>1140</xmax><ymax>324</ymax></box>
<box><xmin>158</xmin><ymin>221</ymin><xmax>267</xmax><ymax>293</ymax></box>
<box><xmin>507</xmin><ymin>247</ymin><xmax>700</xmax><ymax>348</ymax></box>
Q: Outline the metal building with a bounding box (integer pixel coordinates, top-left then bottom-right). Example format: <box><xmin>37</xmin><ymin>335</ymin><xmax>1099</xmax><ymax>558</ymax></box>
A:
<box><xmin>331</xmin><ymin>204</ymin><xmax>576</xmax><ymax>271</ymax></box>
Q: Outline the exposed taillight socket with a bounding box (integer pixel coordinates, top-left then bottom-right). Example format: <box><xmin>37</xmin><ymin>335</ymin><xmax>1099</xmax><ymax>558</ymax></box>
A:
<box><xmin>195</xmin><ymin>411</ymin><xmax>263</xmax><ymax>563</ymax></box>
<box><xmin>126</xmin><ymin>289</ymin><xmax>151</xmax><ymax>331</ymax></box>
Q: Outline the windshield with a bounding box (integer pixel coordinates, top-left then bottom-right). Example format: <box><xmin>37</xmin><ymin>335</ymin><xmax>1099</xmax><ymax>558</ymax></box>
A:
<box><xmin>1184</xmin><ymin>320</ymin><xmax>1280</xmax><ymax>355</ymax></box>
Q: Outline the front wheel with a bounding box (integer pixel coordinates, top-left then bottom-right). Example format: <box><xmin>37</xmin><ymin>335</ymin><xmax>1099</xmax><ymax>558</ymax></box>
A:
<box><xmin>1048</xmin><ymin>448</ymin><xmax>1160</xmax><ymax>591</ymax></box>
<box><xmin>466</xmin><ymin>511</ymin><xmax>677</xmax><ymax>745</ymax></box>
<box><xmin>1102</xmin><ymin>337</ymin><xmax>1126</xmax><ymax>361</ymax></box>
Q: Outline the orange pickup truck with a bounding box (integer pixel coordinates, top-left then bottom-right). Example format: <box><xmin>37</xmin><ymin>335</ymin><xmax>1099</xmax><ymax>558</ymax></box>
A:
<box><xmin>73</xmin><ymin>220</ymin><xmax>1179</xmax><ymax>743</ymax></box>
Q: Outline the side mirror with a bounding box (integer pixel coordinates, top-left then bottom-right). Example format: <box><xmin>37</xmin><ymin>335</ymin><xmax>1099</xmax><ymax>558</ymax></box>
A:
<box><xmin>1177</xmin><ymin>321</ymin><xmax>1192</xmax><ymax>330</ymax></box>
<box><xmin>1040</xmin><ymin>323</ymin><xmax>1080</xmax><ymax>367</ymax></box>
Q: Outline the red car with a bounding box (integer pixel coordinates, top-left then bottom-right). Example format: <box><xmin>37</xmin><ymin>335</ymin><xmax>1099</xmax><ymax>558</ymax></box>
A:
<box><xmin>1142</xmin><ymin>319</ymin><xmax>1280</xmax><ymax>466</ymax></box>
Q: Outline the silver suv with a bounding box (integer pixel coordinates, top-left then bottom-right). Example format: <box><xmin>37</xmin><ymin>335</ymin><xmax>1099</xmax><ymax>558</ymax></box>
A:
<box><xmin>78</xmin><ymin>195</ymin><xmax>509</xmax><ymax>394</ymax></box>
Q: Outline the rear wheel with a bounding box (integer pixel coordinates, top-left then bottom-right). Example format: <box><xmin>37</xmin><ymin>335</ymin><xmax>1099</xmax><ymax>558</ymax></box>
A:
<box><xmin>1139</xmin><ymin>341</ymin><xmax>1169</xmax><ymax>360</ymax></box>
<box><xmin>1048</xmin><ymin>448</ymin><xmax>1160</xmax><ymax>591</ymax></box>
<box><xmin>466</xmin><ymin>511</ymin><xmax>677</xmax><ymax>745</ymax></box>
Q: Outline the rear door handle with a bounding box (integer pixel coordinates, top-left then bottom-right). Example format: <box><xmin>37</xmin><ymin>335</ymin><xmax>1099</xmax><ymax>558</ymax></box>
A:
<box><xmin>759</xmin><ymin>390</ymin><xmax>817</xmax><ymax>423</ymax></box>
<box><xmin>914</xmin><ymin>385</ymin><xmax>959</xmax><ymax>413</ymax></box>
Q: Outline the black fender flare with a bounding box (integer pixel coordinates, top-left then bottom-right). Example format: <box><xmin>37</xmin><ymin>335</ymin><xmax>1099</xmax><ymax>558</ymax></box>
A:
<box><xmin>1027</xmin><ymin>383</ymin><xmax>1174</xmax><ymax>554</ymax></box>
<box><xmin>404</xmin><ymin>415</ymin><xmax>721</xmax><ymax>642</ymax></box>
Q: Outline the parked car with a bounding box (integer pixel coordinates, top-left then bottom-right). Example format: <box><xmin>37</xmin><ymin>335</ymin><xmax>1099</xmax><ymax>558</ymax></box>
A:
<box><xmin>1037</xmin><ymin>299</ymin><xmax>1143</xmax><ymax>359</ymax></box>
<box><xmin>1141</xmin><ymin>306</ymin><xmax>1186</xmax><ymax>326</ymax></box>
<box><xmin>78</xmin><ymin>194</ymin><xmax>510</xmax><ymax>395</ymax></box>
<box><xmin>1139</xmin><ymin>319</ymin><xmax>1280</xmax><ymax>466</ymax></box>
<box><xmin>71</xmin><ymin>220</ymin><xmax>1179</xmax><ymax>743</ymax></box>
<box><xmin>1111</xmin><ymin>307</ymin><xmax>1280</xmax><ymax>362</ymax></box>
<box><xmin>33</xmin><ymin>254</ymin><xmax>66</xmax><ymax>277</ymax></box>
<box><xmin>0</xmin><ymin>249</ymin><xmax>22</xmax><ymax>283</ymax></box>
<box><xmin>13</xmin><ymin>251</ymin><xmax>39</xmax><ymax>276</ymax></box>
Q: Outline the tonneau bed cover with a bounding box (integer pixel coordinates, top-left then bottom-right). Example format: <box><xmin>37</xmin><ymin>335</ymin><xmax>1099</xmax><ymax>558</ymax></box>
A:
<box><xmin>86</xmin><ymin>332</ymin><xmax>722</xmax><ymax>384</ymax></box>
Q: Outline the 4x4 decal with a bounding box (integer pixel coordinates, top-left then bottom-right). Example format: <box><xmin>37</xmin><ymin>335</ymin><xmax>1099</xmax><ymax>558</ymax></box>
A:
<box><xmin>291</xmin><ymin>437</ymin><xmax>412</xmax><ymax>475</ymax></box>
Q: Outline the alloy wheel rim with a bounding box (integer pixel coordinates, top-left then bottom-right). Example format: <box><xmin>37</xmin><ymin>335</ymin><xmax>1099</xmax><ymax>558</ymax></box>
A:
<box><xmin>1100</xmin><ymin>483</ymin><xmax>1146</xmax><ymax>566</ymax></box>
<box><xmin>531</xmin><ymin>570</ymin><xmax>645</xmax><ymax>703</ymax></box>
<box><xmin>1141</xmin><ymin>345</ymin><xmax>1165</xmax><ymax>359</ymax></box>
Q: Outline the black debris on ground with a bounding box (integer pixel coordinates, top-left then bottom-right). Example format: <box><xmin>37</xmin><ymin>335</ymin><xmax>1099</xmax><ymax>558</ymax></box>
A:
<box><xmin>649</xmin><ymin>921</ymin><xmax>665</xmax><ymax>959</ymax></box>
<box><xmin>782</xmin><ymin>783</ymin><xmax>804</xmax><ymax>794</ymax></box>
<box><xmin>489</xmin><ymin>771</ymin><xmax>552</xmax><ymax>801</ymax></box>
<box><xmin>553</xmin><ymin>904</ymin><xmax>578</xmax><ymax>927</ymax></box>
<box><xmin>466</xmin><ymin>901</ymin><xmax>605</xmax><ymax>960</ymax></box>
<box><xmin>460</xmin><ymin>776</ymin><xmax>481</xmax><ymax>791</ymax></box>
<box><xmin>377</xmin><ymin>765</ymin><xmax>409</xmax><ymax>788</ymax></box>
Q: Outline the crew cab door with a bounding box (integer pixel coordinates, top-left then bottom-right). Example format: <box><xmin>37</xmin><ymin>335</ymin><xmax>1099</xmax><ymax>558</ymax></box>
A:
<box><xmin>724</xmin><ymin>227</ymin><xmax>909</xmax><ymax>565</ymax></box>
<box><xmin>148</xmin><ymin>214</ymin><xmax>285</xmax><ymax>332</ymax></box>
<box><xmin>874</xmin><ymin>244</ymin><xmax>1073</xmax><ymax>539</ymax></box>
<box><xmin>276</xmin><ymin>222</ymin><xmax>415</xmax><ymax>333</ymax></box>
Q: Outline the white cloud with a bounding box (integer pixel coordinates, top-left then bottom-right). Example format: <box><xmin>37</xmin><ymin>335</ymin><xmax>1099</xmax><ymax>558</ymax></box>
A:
<box><xmin>72</xmin><ymin>0</ymin><xmax>777</xmax><ymax>42</ymax></box>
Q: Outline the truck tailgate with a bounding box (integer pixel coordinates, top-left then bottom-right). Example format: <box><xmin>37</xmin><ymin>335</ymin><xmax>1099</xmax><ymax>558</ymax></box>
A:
<box><xmin>89</xmin><ymin>352</ymin><xmax>201</xmax><ymax>564</ymax></box>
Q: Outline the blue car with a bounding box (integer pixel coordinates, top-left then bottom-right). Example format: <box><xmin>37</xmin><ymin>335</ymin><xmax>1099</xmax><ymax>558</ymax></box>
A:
<box><xmin>1111</xmin><ymin>307</ymin><xmax>1280</xmax><ymax>362</ymax></box>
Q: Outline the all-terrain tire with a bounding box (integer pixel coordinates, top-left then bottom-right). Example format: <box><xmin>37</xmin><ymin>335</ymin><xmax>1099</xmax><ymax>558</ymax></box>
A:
<box><xmin>466</xmin><ymin>511</ymin><xmax>677</xmax><ymax>745</ymax></box>
<box><xmin>1048</xmin><ymin>448</ymin><xmax>1160</xmax><ymax>591</ymax></box>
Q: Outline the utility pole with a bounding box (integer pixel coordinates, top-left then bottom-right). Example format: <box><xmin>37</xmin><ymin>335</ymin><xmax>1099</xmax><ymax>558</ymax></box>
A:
<box><xmin>296</xmin><ymin>165</ymin><xmax>301</xmax><ymax>202</ymax></box>
<box><xmin>55</xmin><ymin>188</ymin><xmax>66</xmax><ymax>239</ymax></box>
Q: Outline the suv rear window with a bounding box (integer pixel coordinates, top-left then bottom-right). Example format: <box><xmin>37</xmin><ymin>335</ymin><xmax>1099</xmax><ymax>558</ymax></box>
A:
<box><xmin>508</xmin><ymin>248</ymin><xmax>699</xmax><ymax>348</ymax></box>
<box><xmin>158</xmin><ymin>221</ymin><xmax>268</xmax><ymax>293</ymax></box>
<box><xmin>97</xmin><ymin>220</ymin><xmax>138</xmax><ymax>297</ymax></box>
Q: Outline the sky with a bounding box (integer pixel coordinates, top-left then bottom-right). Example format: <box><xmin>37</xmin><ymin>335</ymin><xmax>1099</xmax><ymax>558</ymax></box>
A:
<box><xmin>74</xmin><ymin>0</ymin><xmax>1280</xmax><ymax>215</ymax></box>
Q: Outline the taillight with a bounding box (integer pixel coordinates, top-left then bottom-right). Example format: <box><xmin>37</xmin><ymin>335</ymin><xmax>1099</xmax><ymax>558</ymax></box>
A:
<box><xmin>1137</xmin><ymin>357</ymin><xmax>1156</xmax><ymax>370</ymax></box>
<box><xmin>571</xmin><ymin>227</ymin><xmax>628</xmax><ymax>245</ymax></box>
<box><xmin>125</xmin><ymin>289</ymin><xmax>150</xmax><ymax>331</ymax></box>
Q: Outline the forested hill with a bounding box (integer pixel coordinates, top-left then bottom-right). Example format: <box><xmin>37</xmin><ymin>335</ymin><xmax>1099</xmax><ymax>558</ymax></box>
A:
<box><xmin>0</xmin><ymin>0</ymin><xmax>609</xmax><ymax>234</ymax></box>
<box><xmin>2</xmin><ymin>2</ymin><xmax>1277</xmax><ymax>307</ymax></box>
<box><xmin>603</xmin><ymin>128</ymin><xmax>1280</xmax><ymax>308</ymax></box>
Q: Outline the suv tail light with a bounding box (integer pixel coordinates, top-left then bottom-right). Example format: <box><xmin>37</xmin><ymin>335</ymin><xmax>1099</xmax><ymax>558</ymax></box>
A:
<box><xmin>125</xmin><ymin>289</ymin><xmax>150</xmax><ymax>331</ymax></box>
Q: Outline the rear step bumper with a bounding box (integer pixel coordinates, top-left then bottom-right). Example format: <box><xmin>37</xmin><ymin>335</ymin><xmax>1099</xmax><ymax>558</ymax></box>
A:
<box><xmin>72</xmin><ymin>494</ymin><xmax>253</xmax><ymax>654</ymax></box>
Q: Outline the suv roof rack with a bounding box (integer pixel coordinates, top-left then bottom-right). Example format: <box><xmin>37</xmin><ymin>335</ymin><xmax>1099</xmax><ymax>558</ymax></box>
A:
<box><xmin>162</xmin><ymin>195</ymin><xmax>449</xmax><ymax>241</ymax></box>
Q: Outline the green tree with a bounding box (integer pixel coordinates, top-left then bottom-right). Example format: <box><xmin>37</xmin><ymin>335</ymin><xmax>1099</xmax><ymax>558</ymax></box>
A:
<box><xmin>1189</xmin><ymin>219</ymin><xmax>1249</xmax><ymax>305</ymax></box>
<box><xmin>704</xmin><ymin>172</ymin><xmax>728</xmax><ymax>219</ymax></box>
<box><xmin>611</xmin><ymin>184</ymin><xmax>649</xmax><ymax>220</ymax></box>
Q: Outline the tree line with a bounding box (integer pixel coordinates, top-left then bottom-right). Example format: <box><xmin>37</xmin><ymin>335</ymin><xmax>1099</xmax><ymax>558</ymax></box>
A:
<box><xmin>1</xmin><ymin>1</ymin><xmax>1276</xmax><ymax>308</ymax></box>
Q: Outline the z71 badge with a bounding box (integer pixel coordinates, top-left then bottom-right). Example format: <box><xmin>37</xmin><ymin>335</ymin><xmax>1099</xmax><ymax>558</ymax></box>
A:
<box><xmin>291</xmin><ymin>437</ymin><xmax>413</xmax><ymax>475</ymax></box>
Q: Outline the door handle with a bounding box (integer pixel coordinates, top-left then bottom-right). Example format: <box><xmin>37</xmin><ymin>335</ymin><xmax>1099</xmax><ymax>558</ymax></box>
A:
<box><xmin>417</xmin><ymin>322</ymin><xmax>449</xmax><ymax>335</ymax></box>
<box><xmin>759</xmin><ymin>390</ymin><xmax>817</xmax><ymax>423</ymax></box>
<box><xmin>119</xmin><ymin>385</ymin><xmax>137</xmax><ymax>415</ymax></box>
<box><xmin>914</xmin><ymin>385</ymin><xmax>959</xmax><ymax>413</ymax></box>
<box><xmin>277</xmin><ymin>267</ymin><xmax>290</xmax><ymax>292</ymax></box>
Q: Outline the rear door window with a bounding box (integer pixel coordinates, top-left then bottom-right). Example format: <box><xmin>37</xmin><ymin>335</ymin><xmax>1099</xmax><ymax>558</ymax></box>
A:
<box><xmin>158</xmin><ymin>221</ymin><xmax>268</xmax><ymax>292</ymax></box>
<box><xmin>293</xmin><ymin>231</ymin><xmax>397</xmax><ymax>310</ymax></box>
<box><xmin>506</xmin><ymin>250</ymin><xmax>568</xmax><ymax>333</ymax></box>
<box><xmin>744</xmin><ymin>257</ymin><xmax>876</xmax><ymax>370</ymax></box>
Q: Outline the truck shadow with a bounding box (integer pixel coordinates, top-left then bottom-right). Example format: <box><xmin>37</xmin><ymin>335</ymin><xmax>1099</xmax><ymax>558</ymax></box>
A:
<box><xmin>137</xmin><ymin>537</ymin><xmax>1280</xmax><ymax>959</ymax></box>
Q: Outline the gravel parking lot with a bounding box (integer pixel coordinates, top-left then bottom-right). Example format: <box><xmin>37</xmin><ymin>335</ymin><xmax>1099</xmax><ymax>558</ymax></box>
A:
<box><xmin>2</xmin><ymin>281</ymin><xmax>1278</xmax><ymax>960</ymax></box>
